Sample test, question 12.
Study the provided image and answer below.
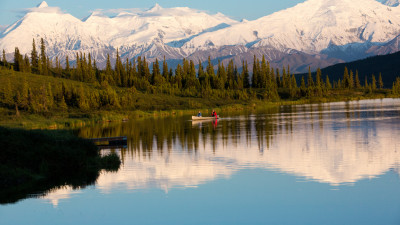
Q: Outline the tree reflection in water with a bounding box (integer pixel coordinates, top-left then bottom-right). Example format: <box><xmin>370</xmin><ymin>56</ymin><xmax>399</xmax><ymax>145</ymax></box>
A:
<box><xmin>74</xmin><ymin>99</ymin><xmax>400</xmax><ymax>193</ymax></box>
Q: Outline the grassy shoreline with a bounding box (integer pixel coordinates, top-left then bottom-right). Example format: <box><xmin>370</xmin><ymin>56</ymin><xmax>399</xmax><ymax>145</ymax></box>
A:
<box><xmin>0</xmin><ymin>89</ymin><xmax>393</xmax><ymax>129</ymax></box>
<box><xmin>0</xmin><ymin>126</ymin><xmax>121</xmax><ymax>204</ymax></box>
<box><xmin>0</xmin><ymin>68</ymin><xmax>396</xmax><ymax>129</ymax></box>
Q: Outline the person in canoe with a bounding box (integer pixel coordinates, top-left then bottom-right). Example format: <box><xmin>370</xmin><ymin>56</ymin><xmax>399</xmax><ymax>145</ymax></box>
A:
<box><xmin>211</xmin><ymin>110</ymin><xmax>217</xmax><ymax>118</ymax></box>
<box><xmin>197</xmin><ymin>111</ymin><xmax>202</xmax><ymax>117</ymax></box>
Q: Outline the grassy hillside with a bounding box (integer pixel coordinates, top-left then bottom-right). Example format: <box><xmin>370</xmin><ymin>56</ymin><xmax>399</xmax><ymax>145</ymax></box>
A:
<box><xmin>0</xmin><ymin>68</ymin><xmax>251</xmax><ymax>128</ymax></box>
<box><xmin>0</xmin><ymin>62</ymin><xmax>398</xmax><ymax>129</ymax></box>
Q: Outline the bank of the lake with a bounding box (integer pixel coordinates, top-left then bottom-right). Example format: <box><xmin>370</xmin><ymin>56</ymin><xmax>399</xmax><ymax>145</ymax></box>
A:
<box><xmin>0</xmin><ymin>127</ymin><xmax>121</xmax><ymax>204</ymax></box>
<box><xmin>0</xmin><ymin>68</ymin><xmax>396</xmax><ymax>129</ymax></box>
<box><xmin>0</xmin><ymin>90</ymin><xmax>393</xmax><ymax>129</ymax></box>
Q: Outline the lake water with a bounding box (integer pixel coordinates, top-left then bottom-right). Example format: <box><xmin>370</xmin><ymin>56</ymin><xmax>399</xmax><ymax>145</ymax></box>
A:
<box><xmin>2</xmin><ymin>99</ymin><xmax>400</xmax><ymax>225</ymax></box>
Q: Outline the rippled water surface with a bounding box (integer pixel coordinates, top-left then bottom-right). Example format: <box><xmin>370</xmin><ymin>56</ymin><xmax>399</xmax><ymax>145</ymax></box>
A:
<box><xmin>2</xmin><ymin>99</ymin><xmax>400</xmax><ymax>225</ymax></box>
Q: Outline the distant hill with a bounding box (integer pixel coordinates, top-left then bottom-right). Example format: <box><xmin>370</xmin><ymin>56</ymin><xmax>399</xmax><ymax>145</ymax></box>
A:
<box><xmin>297</xmin><ymin>51</ymin><xmax>400</xmax><ymax>88</ymax></box>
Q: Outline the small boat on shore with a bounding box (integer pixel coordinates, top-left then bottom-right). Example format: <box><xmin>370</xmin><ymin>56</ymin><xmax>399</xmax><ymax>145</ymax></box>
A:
<box><xmin>192</xmin><ymin>116</ymin><xmax>219</xmax><ymax>121</ymax></box>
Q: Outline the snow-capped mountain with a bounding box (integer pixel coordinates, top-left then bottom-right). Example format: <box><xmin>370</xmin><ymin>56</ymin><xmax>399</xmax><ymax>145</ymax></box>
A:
<box><xmin>184</xmin><ymin>0</ymin><xmax>400</xmax><ymax>56</ymax></box>
<box><xmin>0</xmin><ymin>1</ymin><xmax>236</xmax><ymax>66</ymax></box>
<box><xmin>1</xmin><ymin>0</ymin><xmax>400</xmax><ymax>73</ymax></box>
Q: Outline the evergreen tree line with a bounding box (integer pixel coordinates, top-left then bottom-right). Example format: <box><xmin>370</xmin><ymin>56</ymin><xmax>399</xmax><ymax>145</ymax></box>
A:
<box><xmin>1</xmin><ymin>38</ymin><xmax>399</xmax><ymax>114</ymax></box>
<box><xmin>0</xmin><ymin>77</ymin><xmax>126</xmax><ymax>114</ymax></box>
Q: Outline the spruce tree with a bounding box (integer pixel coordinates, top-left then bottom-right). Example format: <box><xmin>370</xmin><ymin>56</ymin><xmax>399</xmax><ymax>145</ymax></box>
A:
<box><xmin>24</xmin><ymin>54</ymin><xmax>31</xmax><ymax>73</ymax></box>
<box><xmin>393</xmin><ymin>77</ymin><xmax>400</xmax><ymax>95</ymax></box>
<box><xmin>142</xmin><ymin>57</ymin><xmax>151</xmax><ymax>83</ymax></box>
<box><xmin>252</xmin><ymin>56</ymin><xmax>258</xmax><ymax>88</ymax></box>
<box><xmin>315</xmin><ymin>68</ymin><xmax>322</xmax><ymax>88</ymax></box>
<box><xmin>151</xmin><ymin>58</ymin><xmax>162</xmax><ymax>86</ymax></box>
<box><xmin>215</xmin><ymin>61</ymin><xmax>226</xmax><ymax>90</ymax></box>
<box><xmin>235</xmin><ymin>65</ymin><xmax>243</xmax><ymax>90</ymax></box>
<box><xmin>105</xmin><ymin>53</ymin><xmax>114</xmax><ymax>85</ymax></box>
<box><xmin>289</xmin><ymin>74</ymin><xmax>298</xmax><ymax>98</ymax></box>
<box><xmin>343</xmin><ymin>67</ymin><xmax>350</xmax><ymax>88</ymax></box>
<box><xmin>371</xmin><ymin>74</ymin><xmax>377</xmax><ymax>90</ymax></box>
<box><xmin>300</xmin><ymin>76</ymin><xmax>306</xmax><ymax>95</ymax></box>
<box><xmin>31</xmin><ymin>38</ymin><xmax>39</xmax><ymax>73</ymax></box>
<box><xmin>13</xmin><ymin>47</ymin><xmax>21</xmax><ymax>71</ymax></box>
<box><xmin>65</xmin><ymin>55</ymin><xmax>71</xmax><ymax>79</ymax></box>
<box><xmin>3</xmin><ymin>79</ymin><xmax>14</xmax><ymax>106</ymax></box>
<box><xmin>349</xmin><ymin>70</ymin><xmax>354</xmax><ymax>89</ymax></box>
<box><xmin>325</xmin><ymin>75</ymin><xmax>332</xmax><ymax>90</ymax></box>
<box><xmin>206</xmin><ymin>56</ymin><xmax>215</xmax><ymax>77</ymax></box>
<box><xmin>87</xmin><ymin>53</ymin><xmax>94</xmax><ymax>82</ymax></box>
<box><xmin>276</xmin><ymin>68</ymin><xmax>281</xmax><ymax>87</ymax></box>
<box><xmin>47</xmin><ymin>83</ymin><xmax>54</xmax><ymax>109</ymax></box>
<box><xmin>78</xmin><ymin>85</ymin><xmax>89</xmax><ymax>111</ymax></box>
<box><xmin>315</xmin><ymin>68</ymin><xmax>323</xmax><ymax>96</ymax></box>
<box><xmin>355</xmin><ymin>70</ymin><xmax>361</xmax><ymax>89</ymax></box>
<box><xmin>260</xmin><ymin>56</ymin><xmax>267</xmax><ymax>89</ymax></box>
<box><xmin>242</xmin><ymin>61</ymin><xmax>250</xmax><ymax>89</ymax></box>
<box><xmin>378</xmin><ymin>73</ymin><xmax>384</xmax><ymax>89</ymax></box>
<box><xmin>227</xmin><ymin>60</ymin><xmax>234</xmax><ymax>89</ymax></box>
<box><xmin>27</xmin><ymin>88</ymin><xmax>37</xmax><ymax>113</ymax></box>
<box><xmin>307</xmin><ymin>67</ymin><xmax>314</xmax><ymax>88</ymax></box>
<box><xmin>20</xmin><ymin>79</ymin><xmax>29</xmax><ymax>110</ymax></box>
<box><xmin>114</xmin><ymin>49</ymin><xmax>123</xmax><ymax>86</ymax></box>
<box><xmin>189</xmin><ymin>60</ymin><xmax>198</xmax><ymax>89</ymax></box>
<box><xmin>59</xmin><ymin>95</ymin><xmax>68</xmax><ymax>111</ymax></box>
<box><xmin>282</xmin><ymin>67</ymin><xmax>287</xmax><ymax>88</ymax></box>
<box><xmin>38</xmin><ymin>84</ymin><xmax>48</xmax><ymax>112</ymax></box>
<box><xmin>2</xmin><ymin>49</ymin><xmax>7</xmax><ymax>68</ymax></box>
<box><xmin>162</xmin><ymin>56</ymin><xmax>169</xmax><ymax>81</ymax></box>
<box><xmin>40</xmin><ymin>38</ymin><xmax>47</xmax><ymax>75</ymax></box>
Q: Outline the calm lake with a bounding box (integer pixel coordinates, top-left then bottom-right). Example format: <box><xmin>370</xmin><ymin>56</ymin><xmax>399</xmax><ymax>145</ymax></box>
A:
<box><xmin>2</xmin><ymin>99</ymin><xmax>400</xmax><ymax>225</ymax></box>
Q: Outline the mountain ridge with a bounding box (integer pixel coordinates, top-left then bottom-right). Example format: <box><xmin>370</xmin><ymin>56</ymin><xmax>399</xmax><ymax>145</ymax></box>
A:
<box><xmin>1</xmin><ymin>0</ymin><xmax>400</xmax><ymax>73</ymax></box>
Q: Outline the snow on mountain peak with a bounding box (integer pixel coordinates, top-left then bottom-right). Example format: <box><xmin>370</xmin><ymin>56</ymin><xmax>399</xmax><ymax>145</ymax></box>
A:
<box><xmin>82</xmin><ymin>11</ymin><xmax>107</xmax><ymax>22</ymax></box>
<box><xmin>25</xmin><ymin>1</ymin><xmax>62</xmax><ymax>15</ymax></box>
<box><xmin>148</xmin><ymin>3</ymin><xmax>163</xmax><ymax>12</ymax></box>
<box><xmin>0</xmin><ymin>2</ymin><xmax>237</xmax><ymax>60</ymax></box>
<box><xmin>182</xmin><ymin>0</ymin><xmax>400</xmax><ymax>54</ymax></box>
<box><xmin>2</xmin><ymin>0</ymin><xmax>400</xmax><ymax>72</ymax></box>
<box><xmin>37</xmin><ymin>1</ymin><xmax>48</xmax><ymax>8</ymax></box>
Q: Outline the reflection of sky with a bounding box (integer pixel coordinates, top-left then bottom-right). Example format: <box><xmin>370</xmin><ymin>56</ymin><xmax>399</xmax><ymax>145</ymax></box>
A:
<box><xmin>6</xmin><ymin>99</ymin><xmax>400</xmax><ymax>225</ymax></box>
<box><xmin>84</xmin><ymin>99</ymin><xmax>400</xmax><ymax>197</ymax></box>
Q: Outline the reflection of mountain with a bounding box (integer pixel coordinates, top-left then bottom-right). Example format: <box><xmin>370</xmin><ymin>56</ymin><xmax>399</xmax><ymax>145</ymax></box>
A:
<box><xmin>81</xmin><ymin>99</ymin><xmax>400</xmax><ymax>194</ymax></box>
<box><xmin>41</xmin><ymin>186</ymin><xmax>82</xmax><ymax>207</ymax></box>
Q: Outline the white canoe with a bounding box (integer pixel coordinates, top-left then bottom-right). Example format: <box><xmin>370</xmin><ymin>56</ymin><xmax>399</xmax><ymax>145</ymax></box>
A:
<box><xmin>192</xmin><ymin>116</ymin><xmax>219</xmax><ymax>121</ymax></box>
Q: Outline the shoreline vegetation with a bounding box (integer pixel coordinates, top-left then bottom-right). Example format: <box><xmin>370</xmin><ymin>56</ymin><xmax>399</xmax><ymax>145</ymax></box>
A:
<box><xmin>0</xmin><ymin>126</ymin><xmax>121</xmax><ymax>204</ymax></box>
<box><xmin>1</xmin><ymin>40</ymin><xmax>399</xmax><ymax>128</ymax></box>
<box><xmin>0</xmin><ymin>67</ymin><xmax>395</xmax><ymax>129</ymax></box>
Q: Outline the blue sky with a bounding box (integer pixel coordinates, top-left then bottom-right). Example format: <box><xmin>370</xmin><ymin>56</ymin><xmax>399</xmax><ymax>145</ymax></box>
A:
<box><xmin>0</xmin><ymin>0</ymin><xmax>307</xmax><ymax>27</ymax></box>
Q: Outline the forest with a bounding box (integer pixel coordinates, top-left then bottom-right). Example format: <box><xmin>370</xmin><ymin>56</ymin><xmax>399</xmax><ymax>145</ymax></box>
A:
<box><xmin>1</xmin><ymin>38</ymin><xmax>400</xmax><ymax>117</ymax></box>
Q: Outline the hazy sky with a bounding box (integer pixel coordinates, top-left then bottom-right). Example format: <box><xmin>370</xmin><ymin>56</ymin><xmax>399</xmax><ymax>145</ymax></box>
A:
<box><xmin>0</xmin><ymin>0</ymin><xmax>307</xmax><ymax>27</ymax></box>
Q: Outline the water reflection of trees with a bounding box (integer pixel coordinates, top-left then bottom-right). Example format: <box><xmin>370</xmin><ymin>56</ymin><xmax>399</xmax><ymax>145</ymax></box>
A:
<box><xmin>76</xmin><ymin>110</ymin><xmax>283</xmax><ymax>162</ymax></box>
<box><xmin>75</xmin><ymin>102</ymin><xmax>374</xmax><ymax>161</ymax></box>
<box><xmin>77</xmin><ymin>99</ymin><xmax>400</xmax><ymax>188</ymax></box>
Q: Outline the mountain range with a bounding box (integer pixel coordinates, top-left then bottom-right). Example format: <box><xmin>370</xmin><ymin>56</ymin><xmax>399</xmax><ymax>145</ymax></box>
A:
<box><xmin>1</xmin><ymin>0</ymin><xmax>400</xmax><ymax>73</ymax></box>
